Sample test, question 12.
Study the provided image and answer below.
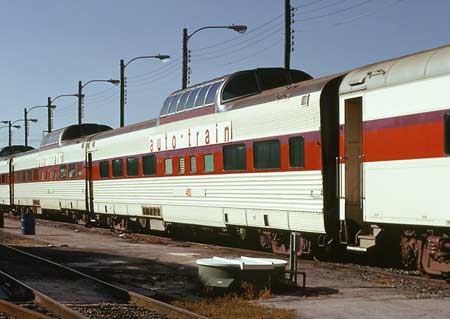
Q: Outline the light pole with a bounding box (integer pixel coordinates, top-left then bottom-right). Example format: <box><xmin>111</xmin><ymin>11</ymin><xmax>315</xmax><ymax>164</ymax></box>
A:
<box><xmin>24</xmin><ymin>105</ymin><xmax>55</xmax><ymax>146</ymax></box>
<box><xmin>1</xmin><ymin>121</ymin><xmax>22</xmax><ymax>147</ymax></box>
<box><xmin>47</xmin><ymin>94</ymin><xmax>79</xmax><ymax>133</ymax></box>
<box><xmin>182</xmin><ymin>24</ymin><xmax>247</xmax><ymax>89</ymax></box>
<box><xmin>78</xmin><ymin>79</ymin><xmax>119</xmax><ymax>126</ymax></box>
<box><xmin>119</xmin><ymin>54</ymin><xmax>170</xmax><ymax>127</ymax></box>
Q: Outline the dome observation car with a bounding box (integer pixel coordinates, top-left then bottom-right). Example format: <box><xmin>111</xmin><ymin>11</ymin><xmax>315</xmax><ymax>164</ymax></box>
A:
<box><xmin>160</xmin><ymin>68</ymin><xmax>313</xmax><ymax>118</ymax></box>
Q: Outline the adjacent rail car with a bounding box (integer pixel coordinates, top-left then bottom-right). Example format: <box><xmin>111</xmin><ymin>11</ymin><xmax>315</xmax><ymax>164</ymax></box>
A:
<box><xmin>1</xmin><ymin>49</ymin><xmax>449</xmax><ymax>278</ymax></box>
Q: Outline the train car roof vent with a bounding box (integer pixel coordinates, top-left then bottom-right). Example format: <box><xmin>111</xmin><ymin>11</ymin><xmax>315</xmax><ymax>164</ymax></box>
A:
<box><xmin>40</xmin><ymin>123</ymin><xmax>113</xmax><ymax>147</ymax></box>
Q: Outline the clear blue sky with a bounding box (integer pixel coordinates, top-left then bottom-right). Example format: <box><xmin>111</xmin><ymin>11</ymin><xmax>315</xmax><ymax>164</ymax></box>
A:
<box><xmin>1</xmin><ymin>0</ymin><xmax>449</xmax><ymax>147</ymax></box>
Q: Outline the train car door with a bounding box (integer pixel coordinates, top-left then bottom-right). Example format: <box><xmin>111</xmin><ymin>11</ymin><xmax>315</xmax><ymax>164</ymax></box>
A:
<box><xmin>341</xmin><ymin>96</ymin><xmax>364</xmax><ymax>244</ymax></box>
<box><xmin>85</xmin><ymin>152</ymin><xmax>94</xmax><ymax>214</ymax></box>
<box><xmin>9</xmin><ymin>160</ymin><xmax>14</xmax><ymax>207</ymax></box>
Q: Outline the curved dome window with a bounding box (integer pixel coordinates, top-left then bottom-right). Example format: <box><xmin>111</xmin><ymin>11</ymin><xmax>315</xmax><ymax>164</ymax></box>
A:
<box><xmin>222</xmin><ymin>72</ymin><xmax>259</xmax><ymax>102</ymax></box>
<box><xmin>185</xmin><ymin>87</ymin><xmax>201</xmax><ymax>110</ymax></box>
<box><xmin>177</xmin><ymin>91</ymin><xmax>191</xmax><ymax>112</ymax></box>
<box><xmin>205</xmin><ymin>81</ymin><xmax>222</xmax><ymax>105</ymax></box>
<box><xmin>195</xmin><ymin>85</ymin><xmax>211</xmax><ymax>108</ymax></box>
<box><xmin>160</xmin><ymin>96</ymin><xmax>172</xmax><ymax>116</ymax></box>
<box><xmin>168</xmin><ymin>94</ymin><xmax>181</xmax><ymax>114</ymax></box>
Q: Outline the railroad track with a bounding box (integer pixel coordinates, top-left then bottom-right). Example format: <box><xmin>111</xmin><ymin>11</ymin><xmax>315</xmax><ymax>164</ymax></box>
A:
<box><xmin>0</xmin><ymin>243</ymin><xmax>207</xmax><ymax>319</ymax></box>
<box><xmin>4</xmin><ymin>215</ymin><xmax>449</xmax><ymax>291</ymax></box>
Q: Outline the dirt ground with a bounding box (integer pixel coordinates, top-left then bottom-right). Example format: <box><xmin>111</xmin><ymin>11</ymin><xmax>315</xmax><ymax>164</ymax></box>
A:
<box><xmin>1</xmin><ymin>216</ymin><xmax>449</xmax><ymax>319</ymax></box>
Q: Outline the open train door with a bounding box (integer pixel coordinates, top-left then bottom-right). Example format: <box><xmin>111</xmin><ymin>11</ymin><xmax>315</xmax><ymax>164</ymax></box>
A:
<box><xmin>339</xmin><ymin>96</ymin><xmax>365</xmax><ymax>246</ymax></box>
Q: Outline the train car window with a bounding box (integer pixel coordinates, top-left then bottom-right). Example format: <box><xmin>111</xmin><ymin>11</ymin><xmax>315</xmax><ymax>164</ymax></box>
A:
<box><xmin>22</xmin><ymin>171</ymin><xmax>26</xmax><ymax>182</ymax></box>
<box><xmin>53</xmin><ymin>167</ymin><xmax>58</xmax><ymax>180</ymax></box>
<box><xmin>41</xmin><ymin>170</ymin><xmax>45</xmax><ymax>181</ymax></box>
<box><xmin>68</xmin><ymin>164</ymin><xmax>76</xmax><ymax>179</ymax></box>
<box><xmin>126</xmin><ymin>157</ymin><xmax>139</xmax><ymax>176</ymax></box>
<box><xmin>222</xmin><ymin>72</ymin><xmax>259</xmax><ymax>101</ymax></box>
<box><xmin>195</xmin><ymin>85</ymin><xmax>211</xmax><ymax>108</ymax></box>
<box><xmin>168</xmin><ymin>94</ymin><xmax>181</xmax><ymax>114</ymax></box>
<box><xmin>100</xmin><ymin>161</ymin><xmax>110</xmax><ymax>178</ymax></box>
<box><xmin>112</xmin><ymin>159</ymin><xmax>123</xmax><ymax>177</ymax></box>
<box><xmin>253</xmin><ymin>140</ymin><xmax>281</xmax><ymax>169</ymax></box>
<box><xmin>60</xmin><ymin>165</ymin><xmax>67</xmax><ymax>179</ymax></box>
<box><xmin>205</xmin><ymin>82</ymin><xmax>222</xmax><ymax>105</ymax></box>
<box><xmin>258</xmin><ymin>69</ymin><xmax>289</xmax><ymax>91</ymax></box>
<box><xmin>142</xmin><ymin>155</ymin><xmax>156</xmax><ymax>176</ymax></box>
<box><xmin>445</xmin><ymin>113</ymin><xmax>450</xmax><ymax>155</ymax></box>
<box><xmin>77</xmin><ymin>163</ymin><xmax>83</xmax><ymax>178</ymax></box>
<box><xmin>289</xmin><ymin>136</ymin><xmax>305</xmax><ymax>168</ymax></box>
<box><xmin>49</xmin><ymin>168</ymin><xmax>54</xmax><ymax>180</ymax></box>
<box><xmin>177</xmin><ymin>91</ymin><xmax>190</xmax><ymax>112</ymax></box>
<box><xmin>223</xmin><ymin>144</ymin><xmax>246</xmax><ymax>171</ymax></box>
<box><xmin>33</xmin><ymin>169</ymin><xmax>38</xmax><ymax>181</ymax></box>
<box><xmin>204</xmin><ymin>154</ymin><xmax>214</xmax><ymax>173</ymax></box>
<box><xmin>164</xmin><ymin>158</ymin><xmax>173</xmax><ymax>175</ymax></box>
<box><xmin>160</xmin><ymin>96</ymin><xmax>172</xmax><ymax>116</ymax></box>
<box><xmin>27</xmin><ymin>170</ymin><xmax>32</xmax><ymax>182</ymax></box>
<box><xmin>190</xmin><ymin>155</ymin><xmax>197</xmax><ymax>173</ymax></box>
<box><xmin>179</xmin><ymin>157</ymin><xmax>185</xmax><ymax>174</ymax></box>
<box><xmin>185</xmin><ymin>87</ymin><xmax>201</xmax><ymax>110</ymax></box>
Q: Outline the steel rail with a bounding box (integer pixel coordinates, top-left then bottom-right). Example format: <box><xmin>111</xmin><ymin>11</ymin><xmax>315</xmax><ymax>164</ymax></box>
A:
<box><xmin>0</xmin><ymin>299</ymin><xmax>53</xmax><ymax>319</ymax></box>
<box><xmin>0</xmin><ymin>269</ymin><xmax>88</xmax><ymax>319</ymax></box>
<box><xmin>0</xmin><ymin>243</ymin><xmax>208</xmax><ymax>319</ymax></box>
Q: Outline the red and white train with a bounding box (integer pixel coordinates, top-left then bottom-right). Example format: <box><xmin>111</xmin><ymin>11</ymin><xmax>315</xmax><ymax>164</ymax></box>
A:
<box><xmin>1</xmin><ymin>44</ymin><xmax>449</xmax><ymax>279</ymax></box>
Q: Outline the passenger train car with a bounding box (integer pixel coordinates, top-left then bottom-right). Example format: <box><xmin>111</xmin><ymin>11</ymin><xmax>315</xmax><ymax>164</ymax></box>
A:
<box><xmin>1</xmin><ymin>45</ymin><xmax>449</xmax><ymax>279</ymax></box>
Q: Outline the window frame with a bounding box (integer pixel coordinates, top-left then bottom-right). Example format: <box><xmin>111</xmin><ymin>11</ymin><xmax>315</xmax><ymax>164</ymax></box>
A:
<box><xmin>77</xmin><ymin>163</ymin><xmax>83</xmax><ymax>178</ymax></box>
<box><xmin>289</xmin><ymin>136</ymin><xmax>305</xmax><ymax>168</ymax></box>
<box><xmin>203</xmin><ymin>154</ymin><xmax>215</xmax><ymax>173</ymax></box>
<box><xmin>185</xmin><ymin>87</ymin><xmax>201</xmax><ymax>110</ymax></box>
<box><xmin>223</xmin><ymin>143</ymin><xmax>247</xmax><ymax>171</ymax></box>
<box><xmin>60</xmin><ymin>164</ymin><xmax>67</xmax><ymax>180</ymax></box>
<box><xmin>253</xmin><ymin>139</ymin><xmax>281</xmax><ymax>170</ymax></box>
<box><xmin>194</xmin><ymin>84</ymin><xmax>211</xmax><ymax>108</ymax></box>
<box><xmin>189</xmin><ymin>155</ymin><xmax>197</xmax><ymax>174</ymax></box>
<box><xmin>221</xmin><ymin>71</ymin><xmax>260</xmax><ymax>103</ymax></box>
<box><xmin>164</xmin><ymin>158</ymin><xmax>173</xmax><ymax>175</ymax></box>
<box><xmin>167</xmin><ymin>94</ymin><xmax>181</xmax><ymax>114</ymax></box>
<box><xmin>179</xmin><ymin>157</ymin><xmax>185</xmax><ymax>175</ymax></box>
<box><xmin>176</xmin><ymin>91</ymin><xmax>191</xmax><ymax>113</ymax></box>
<box><xmin>126</xmin><ymin>157</ymin><xmax>139</xmax><ymax>177</ymax></box>
<box><xmin>68</xmin><ymin>163</ymin><xmax>77</xmax><ymax>179</ymax></box>
<box><xmin>142</xmin><ymin>154</ymin><xmax>157</xmax><ymax>176</ymax></box>
<box><xmin>112</xmin><ymin>159</ymin><xmax>124</xmax><ymax>178</ymax></box>
<box><xmin>204</xmin><ymin>81</ymin><xmax>222</xmax><ymax>106</ymax></box>
<box><xmin>99</xmin><ymin>161</ymin><xmax>110</xmax><ymax>179</ymax></box>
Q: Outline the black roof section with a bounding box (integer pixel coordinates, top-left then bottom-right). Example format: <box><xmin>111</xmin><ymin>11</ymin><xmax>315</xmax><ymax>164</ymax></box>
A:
<box><xmin>40</xmin><ymin>123</ymin><xmax>113</xmax><ymax>147</ymax></box>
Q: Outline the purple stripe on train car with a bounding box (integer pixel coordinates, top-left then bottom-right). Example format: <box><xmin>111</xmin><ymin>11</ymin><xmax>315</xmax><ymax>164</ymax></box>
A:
<box><xmin>363</xmin><ymin>109</ymin><xmax>450</xmax><ymax>131</ymax></box>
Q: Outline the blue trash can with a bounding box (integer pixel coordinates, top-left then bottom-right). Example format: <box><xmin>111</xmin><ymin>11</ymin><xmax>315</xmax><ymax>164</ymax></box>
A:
<box><xmin>20</xmin><ymin>210</ymin><xmax>35</xmax><ymax>235</ymax></box>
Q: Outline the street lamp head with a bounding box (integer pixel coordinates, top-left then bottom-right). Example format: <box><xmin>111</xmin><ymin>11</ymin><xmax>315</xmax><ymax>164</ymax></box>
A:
<box><xmin>50</xmin><ymin>105</ymin><xmax>56</xmax><ymax>110</ymax></box>
<box><xmin>12</xmin><ymin>125</ymin><xmax>20</xmax><ymax>129</ymax></box>
<box><xmin>108</xmin><ymin>79</ymin><xmax>120</xmax><ymax>86</ymax></box>
<box><xmin>155</xmin><ymin>54</ymin><xmax>171</xmax><ymax>62</ymax></box>
<box><xmin>228</xmin><ymin>25</ymin><xmax>247</xmax><ymax>34</ymax></box>
<box><xmin>29</xmin><ymin>119</ymin><xmax>38</xmax><ymax>123</ymax></box>
<box><xmin>1</xmin><ymin>121</ymin><xmax>8</xmax><ymax>124</ymax></box>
